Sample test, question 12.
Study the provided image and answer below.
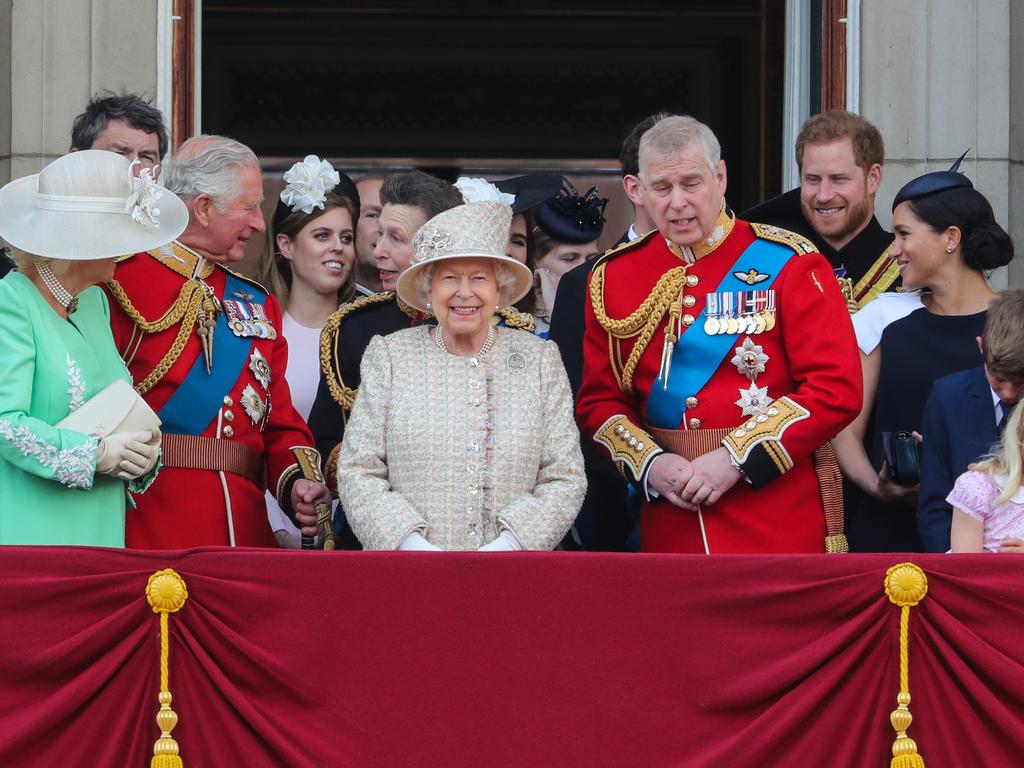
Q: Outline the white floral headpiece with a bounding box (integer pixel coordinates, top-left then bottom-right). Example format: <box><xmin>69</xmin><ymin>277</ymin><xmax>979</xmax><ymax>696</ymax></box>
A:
<box><xmin>455</xmin><ymin>177</ymin><xmax>515</xmax><ymax>206</ymax></box>
<box><xmin>124</xmin><ymin>161</ymin><xmax>165</xmax><ymax>230</ymax></box>
<box><xmin>280</xmin><ymin>155</ymin><xmax>341</xmax><ymax>214</ymax></box>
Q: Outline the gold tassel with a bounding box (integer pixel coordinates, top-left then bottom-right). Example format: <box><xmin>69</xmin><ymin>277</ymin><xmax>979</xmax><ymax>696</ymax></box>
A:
<box><xmin>884</xmin><ymin>563</ymin><xmax>928</xmax><ymax>768</ymax></box>
<box><xmin>146</xmin><ymin>569</ymin><xmax>190</xmax><ymax>768</ymax></box>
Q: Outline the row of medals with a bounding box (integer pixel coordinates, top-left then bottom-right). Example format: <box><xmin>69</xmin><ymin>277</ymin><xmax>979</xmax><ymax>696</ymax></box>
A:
<box><xmin>703</xmin><ymin>290</ymin><xmax>776</xmax><ymax>336</ymax></box>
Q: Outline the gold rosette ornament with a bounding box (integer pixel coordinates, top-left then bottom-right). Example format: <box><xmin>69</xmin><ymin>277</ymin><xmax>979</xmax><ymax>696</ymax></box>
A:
<box><xmin>883</xmin><ymin>563</ymin><xmax>928</xmax><ymax>768</ymax></box>
<box><xmin>146</xmin><ymin>569</ymin><xmax>189</xmax><ymax>768</ymax></box>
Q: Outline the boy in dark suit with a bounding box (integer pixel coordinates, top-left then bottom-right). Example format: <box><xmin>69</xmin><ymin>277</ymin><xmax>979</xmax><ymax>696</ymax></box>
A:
<box><xmin>918</xmin><ymin>290</ymin><xmax>1024</xmax><ymax>551</ymax></box>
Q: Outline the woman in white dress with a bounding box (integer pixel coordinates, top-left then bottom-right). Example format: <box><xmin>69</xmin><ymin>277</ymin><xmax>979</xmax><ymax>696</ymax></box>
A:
<box><xmin>337</xmin><ymin>199</ymin><xmax>586</xmax><ymax>551</ymax></box>
<box><xmin>258</xmin><ymin>156</ymin><xmax>360</xmax><ymax>546</ymax></box>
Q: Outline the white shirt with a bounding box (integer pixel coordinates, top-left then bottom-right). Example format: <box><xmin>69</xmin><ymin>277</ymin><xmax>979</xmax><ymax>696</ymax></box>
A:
<box><xmin>265</xmin><ymin>312</ymin><xmax>324</xmax><ymax>547</ymax></box>
<box><xmin>851</xmin><ymin>291</ymin><xmax>926</xmax><ymax>355</ymax></box>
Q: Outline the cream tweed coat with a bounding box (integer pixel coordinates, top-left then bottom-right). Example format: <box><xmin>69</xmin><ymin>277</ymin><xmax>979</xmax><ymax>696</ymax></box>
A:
<box><xmin>337</xmin><ymin>325</ymin><xmax>585</xmax><ymax>550</ymax></box>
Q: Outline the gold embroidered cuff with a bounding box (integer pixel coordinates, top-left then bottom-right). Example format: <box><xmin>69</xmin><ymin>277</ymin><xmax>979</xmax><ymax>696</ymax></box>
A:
<box><xmin>276</xmin><ymin>462</ymin><xmax>302</xmax><ymax>504</ymax></box>
<box><xmin>722</xmin><ymin>396</ymin><xmax>810</xmax><ymax>488</ymax></box>
<box><xmin>324</xmin><ymin>444</ymin><xmax>341</xmax><ymax>497</ymax></box>
<box><xmin>593</xmin><ymin>414</ymin><xmax>663</xmax><ymax>484</ymax></box>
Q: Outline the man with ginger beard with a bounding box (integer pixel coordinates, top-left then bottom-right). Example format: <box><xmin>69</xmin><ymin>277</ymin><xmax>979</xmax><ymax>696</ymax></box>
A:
<box><xmin>743</xmin><ymin>110</ymin><xmax>896</xmax><ymax>312</ymax></box>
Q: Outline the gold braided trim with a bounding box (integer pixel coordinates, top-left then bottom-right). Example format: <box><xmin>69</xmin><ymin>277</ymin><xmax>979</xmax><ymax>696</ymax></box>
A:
<box><xmin>749</xmin><ymin>222</ymin><xmax>818</xmax><ymax>255</ymax></box>
<box><xmin>723</xmin><ymin>396</ymin><xmax>810</xmax><ymax>466</ymax></box>
<box><xmin>106</xmin><ymin>278</ymin><xmax>206</xmax><ymax>395</ymax></box>
<box><xmin>589</xmin><ymin>261</ymin><xmax>689</xmax><ymax>395</ymax></box>
<box><xmin>593</xmin><ymin>414</ymin><xmax>663</xmax><ymax>484</ymax></box>
<box><xmin>324</xmin><ymin>443</ymin><xmax>342</xmax><ymax>496</ymax></box>
<box><xmin>319</xmin><ymin>291</ymin><xmax>396</xmax><ymax>410</ymax></box>
<box><xmin>496</xmin><ymin>306</ymin><xmax>536</xmax><ymax>332</ymax></box>
<box><xmin>853</xmin><ymin>244</ymin><xmax>899</xmax><ymax>310</ymax></box>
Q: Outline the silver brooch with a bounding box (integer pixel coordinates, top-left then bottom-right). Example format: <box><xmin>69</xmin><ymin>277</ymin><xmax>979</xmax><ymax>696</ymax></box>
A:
<box><xmin>249</xmin><ymin>349</ymin><xmax>271</xmax><ymax>391</ymax></box>
<box><xmin>730</xmin><ymin>337</ymin><xmax>769</xmax><ymax>381</ymax></box>
<box><xmin>241</xmin><ymin>384</ymin><xmax>267</xmax><ymax>425</ymax></box>
<box><xmin>506</xmin><ymin>349</ymin><xmax>527</xmax><ymax>375</ymax></box>
<box><xmin>735</xmin><ymin>382</ymin><xmax>770</xmax><ymax>417</ymax></box>
<box><xmin>420</xmin><ymin>228</ymin><xmax>453</xmax><ymax>260</ymax></box>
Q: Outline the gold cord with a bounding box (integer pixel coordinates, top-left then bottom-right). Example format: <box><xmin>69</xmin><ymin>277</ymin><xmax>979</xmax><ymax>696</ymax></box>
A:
<box><xmin>588</xmin><ymin>262</ymin><xmax>689</xmax><ymax>394</ymax></box>
<box><xmin>106</xmin><ymin>279</ymin><xmax>207</xmax><ymax>395</ymax></box>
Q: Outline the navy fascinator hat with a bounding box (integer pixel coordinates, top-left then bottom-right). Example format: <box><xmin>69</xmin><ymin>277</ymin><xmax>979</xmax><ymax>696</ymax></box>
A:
<box><xmin>533</xmin><ymin>180</ymin><xmax>609</xmax><ymax>244</ymax></box>
<box><xmin>891</xmin><ymin>150</ymin><xmax>973</xmax><ymax>212</ymax></box>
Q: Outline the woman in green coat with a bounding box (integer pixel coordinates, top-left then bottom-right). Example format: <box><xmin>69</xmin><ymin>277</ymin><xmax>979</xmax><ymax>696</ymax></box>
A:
<box><xmin>0</xmin><ymin>149</ymin><xmax>188</xmax><ymax>545</ymax></box>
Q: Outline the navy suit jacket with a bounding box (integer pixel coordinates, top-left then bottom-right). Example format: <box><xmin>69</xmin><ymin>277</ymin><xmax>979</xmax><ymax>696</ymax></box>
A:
<box><xmin>917</xmin><ymin>366</ymin><xmax>999</xmax><ymax>552</ymax></box>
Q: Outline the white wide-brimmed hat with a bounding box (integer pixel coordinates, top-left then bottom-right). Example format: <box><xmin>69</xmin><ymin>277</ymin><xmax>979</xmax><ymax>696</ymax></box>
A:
<box><xmin>0</xmin><ymin>149</ymin><xmax>189</xmax><ymax>260</ymax></box>
<box><xmin>396</xmin><ymin>201</ymin><xmax>533</xmax><ymax>314</ymax></box>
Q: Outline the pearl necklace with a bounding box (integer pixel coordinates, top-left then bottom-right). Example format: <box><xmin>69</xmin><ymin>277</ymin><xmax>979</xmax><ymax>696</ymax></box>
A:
<box><xmin>434</xmin><ymin>325</ymin><xmax>496</xmax><ymax>358</ymax></box>
<box><xmin>37</xmin><ymin>262</ymin><xmax>79</xmax><ymax>314</ymax></box>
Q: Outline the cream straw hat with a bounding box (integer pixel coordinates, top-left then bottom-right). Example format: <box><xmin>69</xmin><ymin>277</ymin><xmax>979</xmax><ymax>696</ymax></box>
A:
<box><xmin>0</xmin><ymin>149</ymin><xmax>188</xmax><ymax>260</ymax></box>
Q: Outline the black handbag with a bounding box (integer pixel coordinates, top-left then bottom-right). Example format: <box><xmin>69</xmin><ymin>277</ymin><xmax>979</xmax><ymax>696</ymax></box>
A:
<box><xmin>882</xmin><ymin>431</ymin><xmax>921</xmax><ymax>487</ymax></box>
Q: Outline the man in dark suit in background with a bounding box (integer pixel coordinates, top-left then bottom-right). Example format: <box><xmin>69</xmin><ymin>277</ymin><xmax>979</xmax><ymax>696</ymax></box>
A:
<box><xmin>742</xmin><ymin>110</ymin><xmax>895</xmax><ymax>312</ymax></box>
<box><xmin>918</xmin><ymin>290</ymin><xmax>1024</xmax><ymax>551</ymax></box>
<box><xmin>547</xmin><ymin>113</ymin><xmax>664</xmax><ymax>550</ymax></box>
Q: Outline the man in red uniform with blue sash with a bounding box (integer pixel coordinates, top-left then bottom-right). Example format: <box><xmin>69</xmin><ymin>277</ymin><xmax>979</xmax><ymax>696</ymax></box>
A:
<box><xmin>577</xmin><ymin>116</ymin><xmax>862</xmax><ymax>553</ymax></box>
<box><xmin>105</xmin><ymin>135</ymin><xmax>329</xmax><ymax>548</ymax></box>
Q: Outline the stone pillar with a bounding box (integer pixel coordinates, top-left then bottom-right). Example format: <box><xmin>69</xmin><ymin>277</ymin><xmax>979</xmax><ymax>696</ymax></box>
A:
<box><xmin>860</xmin><ymin>0</ymin><xmax>1018</xmax><ymax>288</ymax></box>
<box><xmin>0</xmin><ymin>0</ymin><xmax>159</xmax><ymax>183</ymax></box>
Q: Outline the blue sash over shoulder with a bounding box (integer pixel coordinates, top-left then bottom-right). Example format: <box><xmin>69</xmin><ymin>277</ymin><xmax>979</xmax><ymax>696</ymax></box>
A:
<box><xmin>158</xmin><ymin>272</ymin><xmax>260</xmax><ymax>435</ymax></box>
<box><xmin>645</xmin><ymin>239</ymin><xmax>793</xmax><ymax>429</ymax></box>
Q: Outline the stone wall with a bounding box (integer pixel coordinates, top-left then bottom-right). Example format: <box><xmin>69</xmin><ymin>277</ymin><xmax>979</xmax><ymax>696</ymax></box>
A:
<box><xmin>0</xmin><ymin>0</ymin><xmax>159</xmax><ymax>183</ymax></box>
<box><xmin>861</xmin><ymin>0</ymin><xmax>1021</xmax><ymax>288</ymax></box>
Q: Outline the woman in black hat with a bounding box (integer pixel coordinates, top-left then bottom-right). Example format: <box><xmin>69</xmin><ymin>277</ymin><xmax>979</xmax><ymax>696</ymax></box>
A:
<box><xmin>529</xmin><ymin>181</ymin><xmax>608</xmax><ymax>337</ymax></box>
<box><xmin>256</xmin><ymin>155</ymin><xmax>360</xmax><ymax>546</ymax></box>
<box><xmin>833</xmin><ymin>161</ymin><xmax>1014</xmax><ymax>552</ymax></box>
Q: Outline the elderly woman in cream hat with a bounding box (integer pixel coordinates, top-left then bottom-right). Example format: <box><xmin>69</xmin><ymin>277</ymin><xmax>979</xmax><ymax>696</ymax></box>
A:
<box><xmin>0</xmin><ymin>149</ymin><xmax>188</xmax><ymax>546</ymax></box>
<box><xmin>337</xmin><ymin>199</ymin><xmax>586</xmax><ymax>551</ymax></box>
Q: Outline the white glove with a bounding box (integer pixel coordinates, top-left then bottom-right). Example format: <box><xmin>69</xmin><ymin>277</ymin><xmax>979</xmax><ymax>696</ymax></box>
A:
<box><xmin>477</xmin><ymin>529</ymin><xmax>523</xmax><ymax>552</ymax></box>
<box><xmin>96</xmin><ymin>430</ymin><xmax>158</xmax><ymax>481</ymax></box>
<box><xmin>398</xmin><ymin>532</ymin><xmax>443</xmax><ymax>551</ymax></box>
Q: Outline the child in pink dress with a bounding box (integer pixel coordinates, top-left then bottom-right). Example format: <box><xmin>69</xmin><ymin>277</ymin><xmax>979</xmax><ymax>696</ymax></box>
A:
<box><xmin>949</xmin><ymin>403</ymin><xmax>1024</xmax><ymax>552</ymax></box>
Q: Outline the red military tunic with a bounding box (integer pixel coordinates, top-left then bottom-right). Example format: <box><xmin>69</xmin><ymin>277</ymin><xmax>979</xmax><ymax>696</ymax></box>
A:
<box><xmin>103</xmin><ymin>241</ymin><xmax>316</xmax><ymax>548</ymax></box>
<box><xmin>577</xmin><ymin>209</ymin><xmax>861</xmax><ymax>553</ymax></box>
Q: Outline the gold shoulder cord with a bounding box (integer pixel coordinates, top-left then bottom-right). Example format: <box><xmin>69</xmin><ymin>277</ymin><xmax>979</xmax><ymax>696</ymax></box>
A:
<box><xmin>319</xmin><ymin>292</ymin><xmax>395</xmax><ymax>410</ymax></box>
<box><xmin>588</xmin><ymin>262</ymin><xmax>689</xmax><ymax>394</ymax></box>
<box><xmin>106</xmin><ymin>279</ymin><xmax>207</xmax><ymax>396</ymax></box>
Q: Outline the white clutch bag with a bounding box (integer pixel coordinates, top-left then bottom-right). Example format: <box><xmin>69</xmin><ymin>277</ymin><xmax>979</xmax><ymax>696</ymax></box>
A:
<box><xmin>56</xmin><ymin>379</ymin><xmax>161</xmax><ymax>441</ymax></box>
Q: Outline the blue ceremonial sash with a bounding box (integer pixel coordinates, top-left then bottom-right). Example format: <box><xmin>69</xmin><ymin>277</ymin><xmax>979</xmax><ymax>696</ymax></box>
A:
<box><xmin>158</xmin><ymin>273</ymin><xmax>261</xmax><ymax>435</ymax></box>
<box><xmin>645</xmin><ymin>238</ymin><xmax>793</xmax><ymax>429</ymax></box>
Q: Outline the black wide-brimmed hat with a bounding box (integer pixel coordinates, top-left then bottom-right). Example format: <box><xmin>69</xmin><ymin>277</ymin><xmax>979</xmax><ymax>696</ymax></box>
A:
<box><xmin>891</xmin><ymin>150</ymin><xmax>973</xmax><ymax>211</ymax></box>
<box><xmin>495</xmin><ymin>173</ymin><xmax>565</xmax><ymax>215</ymax></box>
<box><xmin>533</xmin><ymin>180</ymin><xmax>609</xmax><ymax>244</ymax></box>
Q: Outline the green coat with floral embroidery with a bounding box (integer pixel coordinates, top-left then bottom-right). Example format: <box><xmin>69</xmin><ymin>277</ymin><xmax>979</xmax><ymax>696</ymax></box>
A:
<box><xmin>0</xmin><ymin>272</ymin><xmax>156</xmax><ymax>545</ymax></box>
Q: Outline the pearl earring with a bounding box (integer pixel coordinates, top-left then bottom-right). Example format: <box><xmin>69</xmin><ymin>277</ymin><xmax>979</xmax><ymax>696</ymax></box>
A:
<box><xmin>426</xmin><ymin>301</ymin><xmax>431</xmax><ymax>309</ymax></box>
<box><xmin>946</xmin><ymin>245</ymin><xmax>953</xmax><ymax>253</ymax></box>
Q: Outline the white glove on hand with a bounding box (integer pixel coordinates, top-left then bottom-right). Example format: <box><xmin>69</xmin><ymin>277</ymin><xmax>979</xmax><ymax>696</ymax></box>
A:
<box><xmin>477</xmin><ymin>529</ymin><xmax>523</xmax><ymax>552</ymax></box>
<box><xmin>96</xmin><ymin>430</ymin><xmax>158</xmax><ymax>481</ymax></box>
<box><xmin>398</xmin><ymin>532</ymin><xmax>443</xmax><ymax>551</ymax></box>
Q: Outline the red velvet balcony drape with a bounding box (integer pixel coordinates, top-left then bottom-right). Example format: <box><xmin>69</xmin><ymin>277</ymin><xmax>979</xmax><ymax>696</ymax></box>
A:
<box><xmin>0</xmin><ymin>548</ymin><xmax>1021</xmax><ymax>767</ymax></box>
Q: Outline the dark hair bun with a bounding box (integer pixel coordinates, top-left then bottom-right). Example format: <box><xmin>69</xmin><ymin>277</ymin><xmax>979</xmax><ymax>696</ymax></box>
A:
<box><xmin>964</xmin><ymin>221</ymin><xmax>1014</xmax><ymax>271</ymax></box>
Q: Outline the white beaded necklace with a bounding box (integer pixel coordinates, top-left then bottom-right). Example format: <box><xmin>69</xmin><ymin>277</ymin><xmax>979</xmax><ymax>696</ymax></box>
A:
<box><xmin>434</xmin><ymin>325</ymin><xmax>496</xmax><ymax>358</ymax></box>
<box><xmin>37</xmin><ymin>262</ymin><xmax>79</xmax><ymax>314</ymax></box>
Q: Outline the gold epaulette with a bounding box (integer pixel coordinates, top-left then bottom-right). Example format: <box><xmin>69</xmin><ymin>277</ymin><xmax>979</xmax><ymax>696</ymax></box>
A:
<box><xmin>220</xmin><ymin>265</ymin><xmax>270</xmax><ymax>297</ymax></box>
<box><xmin>749</xmin><ymin>222</ymin><xmax>818</xmax><ymax>256</ymax></box>
<box><xmin>319</xmin><ymin>291</ymin><xmax>396</xmax><ymax>411</ymax></box>
<box><xmin>496</xmin><ymin>306</ymin><xmax>536</xmax><ymax>332</ymax></box>
<box><xmin>593</xmin><ymin>228</ymin><xmax>660</xmax><ymax>268</ymax></box>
